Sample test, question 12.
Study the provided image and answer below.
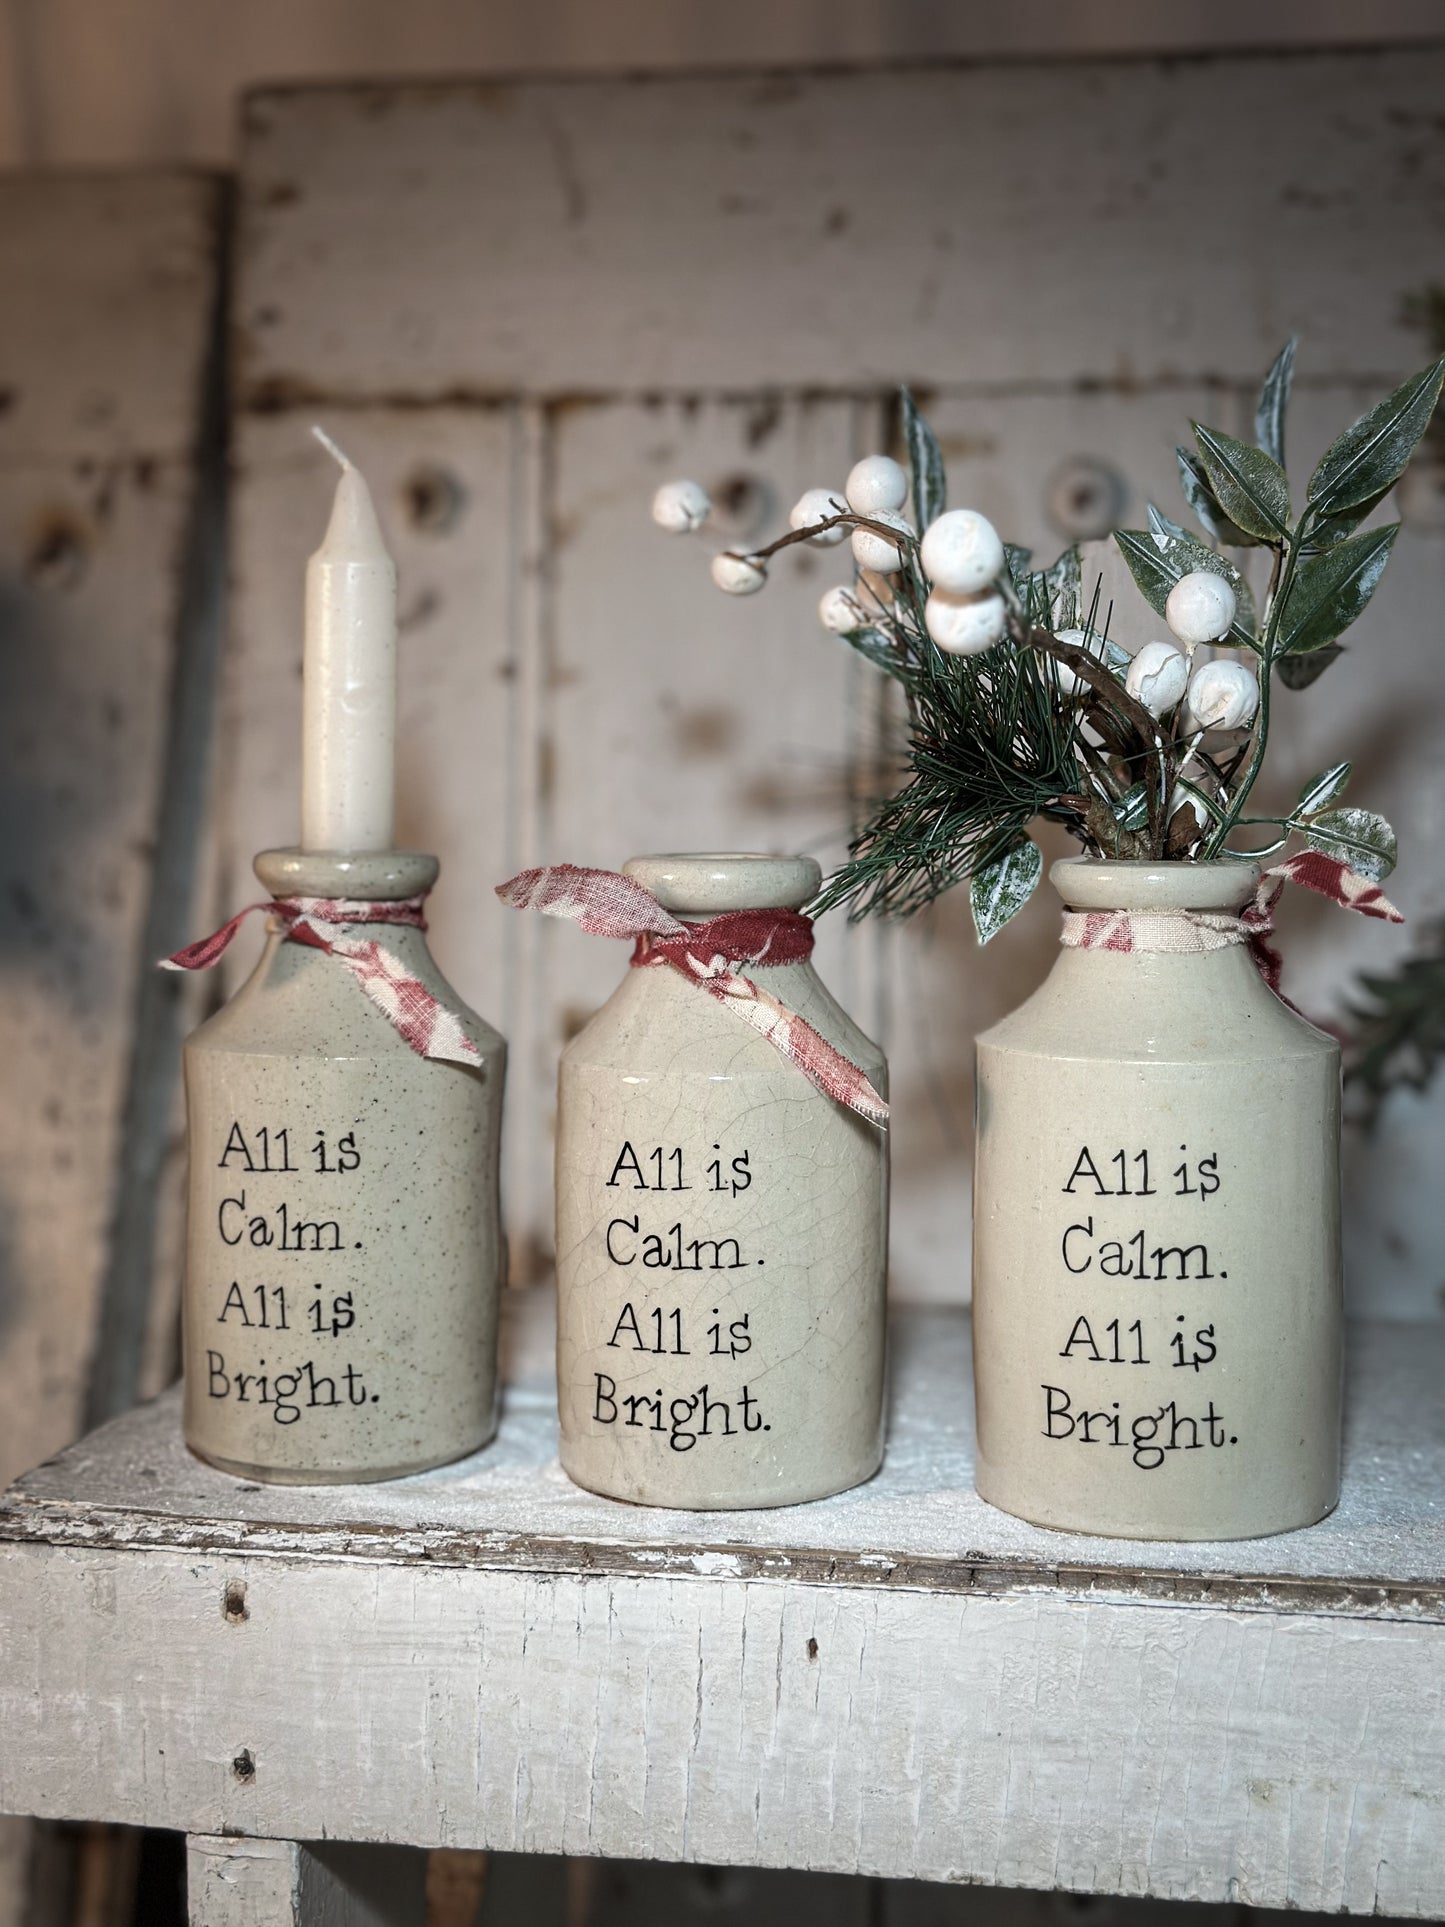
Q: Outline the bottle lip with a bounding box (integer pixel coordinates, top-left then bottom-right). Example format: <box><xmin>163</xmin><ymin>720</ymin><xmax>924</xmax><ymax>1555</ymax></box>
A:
<box><xmin>625</xmin><ymin>852</ymin><xmax>821</xmax><ymax>915</ymax></box>
<box><xmin>254</xmin><ymin>847</ymin><xmax>439</xmax><ymax>901</ymax></box>
<box><xmin>1051</xmin><ymin>856</ymin><xmax>1260</xmax><ymax>914</ymax></box>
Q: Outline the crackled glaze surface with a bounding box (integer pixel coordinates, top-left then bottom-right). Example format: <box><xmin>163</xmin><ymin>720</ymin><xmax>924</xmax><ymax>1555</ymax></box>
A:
<box><xmin>973</xmin><ymin>859</ymin><xmax>1342</xmax><ymax>1541</ymax></box>
<box><xmin>181</xmin><ymin>849</ymin><xmax>506</xmax><ymax>1483</ymax></box>
<box><xmin>555</xmin><ymin>854</ymin><xmax>889</xmax><ymax>1509</ymax></box>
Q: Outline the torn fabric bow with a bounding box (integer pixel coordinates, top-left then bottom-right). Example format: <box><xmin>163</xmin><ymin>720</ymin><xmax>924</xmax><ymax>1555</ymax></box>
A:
<box><xmin>161</xmin><ymin>894</ymin><xmax>483</xmax><ymax>1068</ymax></box>
<box><xmin>1059</xmin><ymin>850</ymin><xmax>1403</xmax><ymax>1003</ymax></box>
<box><xmin>496</xmin><ymin>864</ymin><xmax>887</xmax><ymax>1126</ymax></box>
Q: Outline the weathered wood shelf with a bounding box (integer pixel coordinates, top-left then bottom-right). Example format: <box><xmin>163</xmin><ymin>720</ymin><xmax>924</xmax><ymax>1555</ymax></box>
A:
<box><xmin>1</xmin><ymin>1295</ymin><xmax>1442</xmax><ymax>1915</ymax></box>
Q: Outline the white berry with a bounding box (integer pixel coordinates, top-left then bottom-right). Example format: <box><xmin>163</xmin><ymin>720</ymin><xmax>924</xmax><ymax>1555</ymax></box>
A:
<box><xmin>1049</xmin><ymin>627</ymin><xmax>1108</xmax><ymax>699</ymax></box>
<box><xmin>845</xmin><ymin>454</ymin><xmax>909</xmax><ymax>515</ymax></box>
<box><xmin>1125</xmin><ymin>640</ymin><xmax>1190</xmax><ymax>717</ymax></box>
<box><xmin>1184</xmin><ymin>657</ymin><xmax>1260</xmax><ymax>731</ymax></box>
<box><xmin>710</xmin><ymin>551</ymin><xmax>767</xmax><ymax>595</ymax></box>
<box><xmin>919</xmin><ymin>510</ymin><xmax>1005</xmax><ymax>596</ymax></box>
<box><xmin>1166</xmin><ymin>570</ymin><xmax>1237</xmax><ymax>645</ymax></box>
<box><xmin>851</xmin><ymin>509</ymin><xmax>913</xmax><ymax>574</ymax></box>
<box><xmin>789</xmin><ymin>487</ymin><xmax>848</xmax><ymax>547</ymax></box>
<box><xmin>819</xmin><ymin>585</ymin><xmax>869</xmax><ymax>633</ymax></box>
<box><xmin>925</xmin><ymin>589</ymin><xmax>1007</xmax><ymax>656</ymax></box>
<box><xmin>651</xmin><ymin>478</ymin><xmax>711</xmax><ymax>534</ymax></box>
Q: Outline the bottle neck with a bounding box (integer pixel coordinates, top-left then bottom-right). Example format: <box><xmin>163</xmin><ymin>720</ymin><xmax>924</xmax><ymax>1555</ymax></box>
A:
<box><xmin>254</xmin><ymin>846</ymin><xmax>439</xmax><ymax>903</ymax></box>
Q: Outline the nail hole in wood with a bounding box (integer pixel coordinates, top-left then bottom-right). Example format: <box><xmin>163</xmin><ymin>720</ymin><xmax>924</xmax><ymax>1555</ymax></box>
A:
<box><xmin>709</xmin><ymin>471</ymin><xmax>771</xmax><ymax>541</ymax></box>
<box><xmin>232</xmin><ymin>1749</ymin><xmax>256</xmax><ymax>1783</ymax></box>
<box><xmin>807</xmin><ymin>1637</ymin><xmax>819</xmax><ymax>1660</ymax></box>
<box><xmin>24</xmin><ymin>509</ymin><xmax>89</xmax><ymax>591</ymax></box>
<box><xmin>401</xmin><ymin>463</ymin><xmax>467</xmax><ymax>534</ymax></box>
<box><xmin>223</xmin><ymin>1580</ymin><xmax>249</xmax><ymax>1624</ymax></box>
<box><xmin>1044</xmin><ymin>454</ymin><xmax>1128</xmax><ymax>543</ymax></box>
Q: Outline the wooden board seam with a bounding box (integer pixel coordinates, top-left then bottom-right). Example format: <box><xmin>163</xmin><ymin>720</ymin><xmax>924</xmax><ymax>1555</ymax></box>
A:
<box><xmin>3</xmin><ymin>1500</ymin><xmax>1442</xmax><ymax>1623</ymax></box>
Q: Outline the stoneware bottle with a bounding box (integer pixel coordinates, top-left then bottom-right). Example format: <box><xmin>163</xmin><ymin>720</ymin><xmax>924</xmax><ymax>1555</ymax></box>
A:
<box><xmin>182</xmin><ymin>848</ymin><xmax>506</xmax><ymax>1483</ymax></box>
<box><xmin>972</xmin><ymin>858</ymin><xmax>1341</xmax><ymax>1541</ymax></box>
<box><xmin>555</xmin><ymin>853</ymin><xmax>888</xmax><ymax>1509</ymax></box>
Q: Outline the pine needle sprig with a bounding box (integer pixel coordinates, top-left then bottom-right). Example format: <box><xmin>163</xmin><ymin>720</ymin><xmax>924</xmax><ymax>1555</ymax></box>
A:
<box><xmin>813</xmin><ymin>637</ymin><xmax>1081</xmax><ymax>919</ymax></box>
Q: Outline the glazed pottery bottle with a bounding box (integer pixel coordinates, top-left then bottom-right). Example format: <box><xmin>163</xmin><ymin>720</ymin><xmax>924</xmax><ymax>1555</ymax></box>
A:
<box><xmin>973</xmin><ymin>858</ymin><xmax>1341</xmax><ymax>1541</ymax></box>
<box><xmin>555</xmin><ymin>853</ymin><xmax>888</xmax><ymax>1509</ymax></box>
<box><xmin>181</xmin><ymin>848</ymin><xmax>506</xmax><ymax>1483</ymax></box>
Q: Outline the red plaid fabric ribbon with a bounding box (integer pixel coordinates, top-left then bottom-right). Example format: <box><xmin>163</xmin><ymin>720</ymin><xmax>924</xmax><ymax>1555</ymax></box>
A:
<box><xmin>1060</xmin><ymin>850</ymin><xmax>1403</xmax><ymax>999</ymax></box>
<box><xmin>496</xmin><ymin>864</ymin><xmax>888</xmax><ymax>1126</ymax></box>
<box><xmin>161</xmin><ymin>895</ymin><xmax>483</xmax><ymax>1068</ymax></box>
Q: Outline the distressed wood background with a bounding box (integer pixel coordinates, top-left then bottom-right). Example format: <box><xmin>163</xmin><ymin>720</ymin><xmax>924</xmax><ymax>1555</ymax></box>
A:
<box><xmin>3</xmin><ymin>37</ymin><xmax>1445</xmax><ymax>1927</ymax></box>
<box><xmin>224</xmin><ymin>49</ymin><xmax>1445</xmax><ymax>1313</ymax></box>
<box><xmin>0</xmin><ymin>171</ymin><xmax>225</xmax><ymax>1923</ymax></box>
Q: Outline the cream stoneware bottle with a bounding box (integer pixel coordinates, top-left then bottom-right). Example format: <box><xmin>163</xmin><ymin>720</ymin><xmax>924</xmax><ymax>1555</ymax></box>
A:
<box><xmin>972</xmin><ymin>858</ymin><xmax>1341</xmax><ymax>1541</ymax></box>
<box><xmin>182</xmin><ymin>848</ymin><xmax>506</xmax><ymax>1483</ymax></box>
<box><xmin>555</xmin><ymin>853</ymin><xmax>888</xmax><ymax>1509</ymax></box>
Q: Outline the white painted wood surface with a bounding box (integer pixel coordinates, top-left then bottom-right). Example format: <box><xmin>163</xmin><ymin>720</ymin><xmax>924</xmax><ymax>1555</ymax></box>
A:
<box><xmin>0</xmin><ymin>170</ymin><xmax>224</xmax><ymax>1927</ymax></box>
<box><xmin>2</xmin><ymin>1293</ymin><xmax>1443</xmax><ymax>1914</ymax></box>
<box><xmin>233</xmin><ymin>57</ymin><xmax>1445</xmax><ymax>398</ymax></box>
<box><xmin>227</xmin><ymin>54</ymin><xmax>1445</xmax><ymax>1310</ymax></box>
<box><xmin>0</xmin><ymin>171</ymin><xmax>222</xmax><ymax>1480</ymax></box>
<box><xmin>187</xmin><ymin>1834</ymin><xmax>425</xmax><ymax>1926</ymax></box>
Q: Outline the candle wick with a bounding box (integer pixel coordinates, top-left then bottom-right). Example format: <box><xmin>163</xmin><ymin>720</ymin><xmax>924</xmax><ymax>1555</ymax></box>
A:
<box><xmin>311</xmin><ymin>424</ymin><xmax>353</xmax><ymax>471</ymax></box>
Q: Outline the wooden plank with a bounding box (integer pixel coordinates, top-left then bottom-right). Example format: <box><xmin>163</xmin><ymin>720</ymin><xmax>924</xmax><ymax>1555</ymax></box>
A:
<box><xmin>5</xmin><ymin>1301</ymin><xmax>1445</xmax><ymax>1909</ymax></box>
<box><xmin>234</xmin><ymin>51</ymin><xmax>1445</xmax><ymax>401</ymax></box>
<box><xmin>187</xmin><ymin>1834</ymin><xmax>425</xmax><ymax>1926</ymax></box>
<box><xmin>0</xmin><ymin>173</ymin><xmax>223</xmax><ymax>1484</ymax></box>
<box><xmin>0</xmin><ymin>173</ymin><xmax>222</xmax><ymax>462</ymax></box>
<box><xmin>0</xmin><ymin>163</ymin><xmax>224</xmax><ymax>1927</ymax></box>
<box><xmin>0</xmin><ymin>1542</ymin><xmax>1440</xmax><ymax>1910</ymax></box>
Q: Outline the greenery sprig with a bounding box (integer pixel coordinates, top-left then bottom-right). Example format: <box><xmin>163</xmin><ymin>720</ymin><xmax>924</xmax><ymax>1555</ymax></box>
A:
<box><xmin>653</xmin><ymin>345</ymin><xmax>1444</xmax><ymax>943</ymax></box>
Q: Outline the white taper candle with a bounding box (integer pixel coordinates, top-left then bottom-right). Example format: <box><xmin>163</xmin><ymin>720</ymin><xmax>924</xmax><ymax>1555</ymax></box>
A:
<box><xmin>302</xmin><ymin>428</ymin><xmax>398</xmax><ymax>852</ymax></box>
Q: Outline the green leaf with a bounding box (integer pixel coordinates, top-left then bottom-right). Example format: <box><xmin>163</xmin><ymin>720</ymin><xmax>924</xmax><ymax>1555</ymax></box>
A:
<box><xmin>1192</xmin><ymin>422</ymin><xmax>1292</xmax><ymax>540</ymax></box>
<box><xmin>1099</xmin><ymin>635</ymin><xmax>1132</xmax><ymax>672</ymax></box>
<box><xmin>836</xmin><ymin>623</ymin><xmax>913</xmax><ymax>685</ymax></box>
<box><xmin>1114</xmin><ymin>527</ymin><xmax>1258</xmax><ymax>650</ymax></box>
<box><xmin>1275</xmin><ymin>524</ymin><xmax>1398</xmax><ymax>656</ymax></box>
<box><xmin>1043</xmin><ymin>544</ymin><xmax>1081</xmax><ymax>630</ymax></box>
<box><xmin>970</xmin><ymin>838</ymin><xmax>1043</xmax><ymax>944</ymax></box>
<box><xmin>1254</xmin><ymin>337</ymin><xmax>1296</xmax><ymax>468</ymax></box>
<box><xmin>901</xmin><ymin>387</ymin><xmax>946</xmax><ymax>531</ymax></box>
<box><xmin>1277</xmin><ymin>644</ymin><xmax>1343</xmax><ymax>690</ymax></box>
<box><xmin>1308</xmin><ymin>485</ymin><xmax>1392</xmax><ymax>549</ymax></box>
<box><xmin>1177</xmin><ymin>447</ymin><xmax>1260</xmax><ymax>547</ymax></box>
<box><xmin>1019</xmin><ymin>545</ymin><xmax>1081</xmax><ymax>632</ymax></box>
<box><xmin>1308</xmin><ymin>357</ymin><xmax>1445</xmax><ymax>516</ymax></box>
<box><xmin>1147</xmin><ymin>502</ymin><xmax>1190</xmax><ymax>546</ymax></box>
<box><xmin>1113</xmin><ymin>783</ymin><xmax>1149</xmax><ymax>832</ymax></box>
<box><xmin>1296</xmin><ymin>761</ymin><xmax>1351</xmax><ymax>816</ymax></box>
<box><xmin>1172</xmin><ymin>775</ymin><xmax>1225</xmax><ymax>825</ymax></box>
<box><xmin>1302</xmin><ymin>807</ymin><xmax>1398</xmax><ymax>883</ymax></box>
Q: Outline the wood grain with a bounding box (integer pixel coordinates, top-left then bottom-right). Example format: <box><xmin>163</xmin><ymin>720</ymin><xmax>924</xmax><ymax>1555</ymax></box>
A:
<box><xmin>186</xmin><ymin>1834</ymin><xmax>425</xmax><ymax>1926</ymax></box>
<box><xmin>3</xmin><ymin>1301</ymin><xmax>1445</xmax><ymax>1911</ymax></box>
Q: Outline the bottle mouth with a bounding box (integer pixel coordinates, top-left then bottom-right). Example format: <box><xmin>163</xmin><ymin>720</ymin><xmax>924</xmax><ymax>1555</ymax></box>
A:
<box><xmin>255</xmin><ymin>847</ymin><xmax>439</xmax><ymax>901</ymax></box>
<box><xmin>624</xmin><ymin>852</ymin><xmax>821</xmax><ymax>916</ymax></box>
<box><xmin>1051</xmin><ymin>856</ymin><xmax>1259</xmax><ymax>915</ymax></box>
